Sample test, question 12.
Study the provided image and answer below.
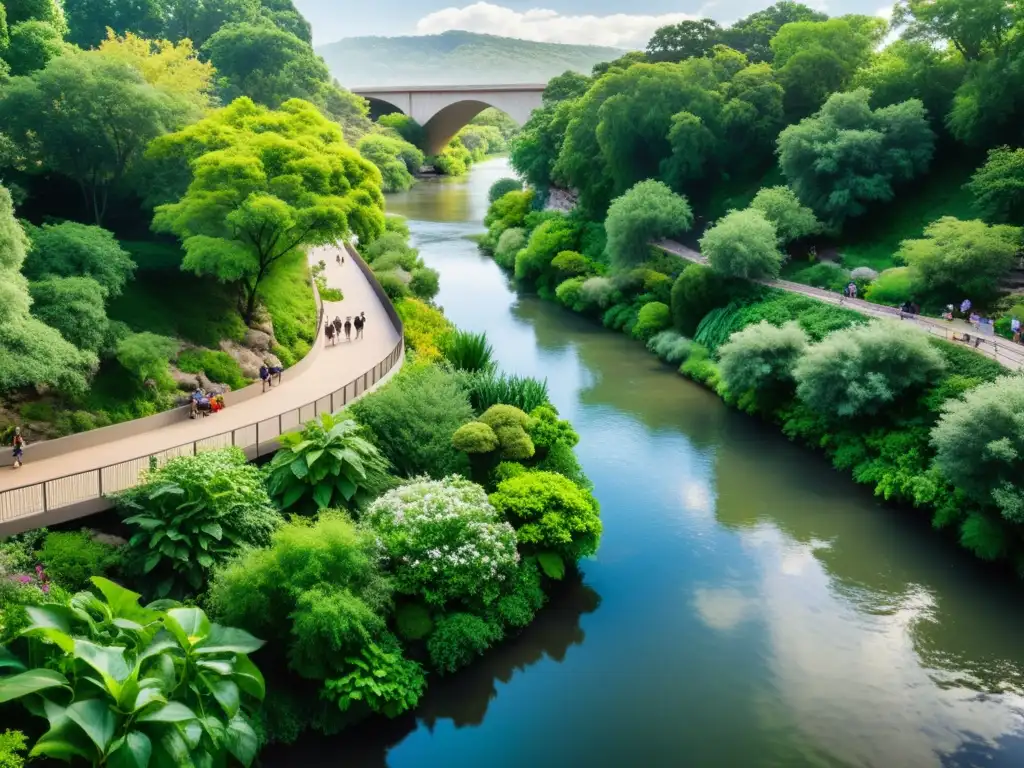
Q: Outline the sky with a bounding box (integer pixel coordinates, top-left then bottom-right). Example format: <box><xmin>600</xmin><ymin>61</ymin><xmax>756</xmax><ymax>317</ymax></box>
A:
<box><xmin>297</xmin><ymin>0</ymin><xmax>893</xmax><ymax>48</ymax></box>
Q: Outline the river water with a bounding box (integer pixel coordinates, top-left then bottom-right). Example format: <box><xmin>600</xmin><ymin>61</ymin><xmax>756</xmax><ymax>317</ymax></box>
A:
<box><xmin>289</xmin><ymin>158</ymin><xmax>1024</xmax><ymax>767</ymax></box>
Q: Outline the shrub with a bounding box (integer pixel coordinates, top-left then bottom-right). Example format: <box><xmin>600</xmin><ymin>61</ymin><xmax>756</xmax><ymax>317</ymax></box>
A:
<box><xmin>0</xmin><ymin>731</ymin><xmax>26</xmax><ymax>768</ymax></box>
<box><xmin>395</xmin><ymin>601</ymin><xmax>434</xmax><ymax>641</ymax></box>
<box><xmin>376</xmin><ymin>270</ymin><xmax>411</xmax><ymax>300</ymax></box>
<box><xmin>489</xmin><ymin>470</ymin><xmax>602</xmax><ymax>568</ymax></box>
<box><xmin>931</xmin><ymin>376</ymin><xmax>1024</xmax><ymax>523</ymax></box>
<box><xmin>515</xmin><ymin>217</ymin><xmax>577</xmax><ymax>288</ymax></box>
<box><xmin>267</xmin><ymin>413</ymin><xmax>392</xmax><ymax>513</ymax></box>
<box><xmin>605</xmin><ymin>180</ymin><xmax>694</xmax><ymax>270</ymax></box>
<box><xmin>897</xmin><ymin>216</ymin><xmax>1020</xmax><ymax>305</ymax></box>
<box><xmin>494</xmin><ymin>227</ymin><xmax>527</xmax><ymax>269</ymax></box>
<box><xmin>647</xmin><ymin>330</ymin><xmax>696</xmax><ymax>364</ymax></box>
<box><xmin>207</xmin><ymin>513</ymin><xmax>392</xmax><ymax>683</ymax></box>
<box><xmin>489</xmin><ymin>177</ymin><xmax>522</xmax><ymax>203</ymax></box>
<box><xmin>114</xmin><ymin>447</ymin><xmax>280</xmax><ymax>597</ymax></box>
<box><xmin>397</xmin><ymin>297</ymin><xmax>453</xmax><ymax>362</ymax></box>
<box><xmin>364</xmin><ymin>232</ymin><xmax>415</xmax><ymax>263</ymax></box>
<box><xmin>409</xmin><ymin>267</ymin><xmax>440</xmax><ymax>301</ymax></box>
<box><xmin>39</xmin><ymin>530</ymin><xmax>120</xmax><ymax>592</ymax></box>
<box><xmin>28</xmin><ymin>276</ymin><xmax>109</xmax><ymax>353</ymax></box>
<box><xmin>864</xmin><ymin>267</ymin><xmax>917</xmax><ymax>305</ymax></box>
<box><xmin>23</xmin><ymin>220</ymin><xmax>135</xmax><ymax>297</ymax></box>
<box><xmin>372</xmin><ymin>249</ymin><xmax>419</xmax><ymax>272</ymax></box>
<box><xmin>749</xmin><ymin>186</ymin><xmax>821</xmax><ymax>244</ymax></box>
<box><xmin>322</xmin><ymin>639</ymin><xmax>426</xmax><ymax>718</ymax></box>
<box><xmin>850</xmin><ymin>266</ymin><xmax>878</xmax><ymax>282</ymax></box>
<box><xmin>965</xmin><ymin>146</ymin><xmax>1024</xmax><ymax>225</ymax></box>
<box><xmin>384</xmin><ymin>216</ymin><xmax>410</xmax><ymax>238</ymax></box>
<box><xmin>176</xmin><ymin>347</ymin><xmax>248</xmax><ymax>390</ymax></box>
<box><xmin>701</xmin><ymin>208</ymin><xmax>784</xmax><ymax>279</ymax></box>
<box><xmin>358</xmin><ymin>134</ymin><xmax>422</xmax><ymax>192</ymax></box>
<box><xmin>670</xmin><ymin>264</ymin><xmax>733</xmax><ymax>336</ymax></box>
<box><xmin>794</xmin><ymin>321</ymin><xmax>946</xmax><ymax>419</ymax></box>
<box><xmin>680</xmin><ymin>345</ymin><xmax>720</xmax><ymax>388</ymax></box>
<box><xmin>631</xmin><ymin>301</ymin><xmax>671</xmax><ymax>341</ymax></box>
<box><xmin>427</xmin><ymin>613</ymin><xmax>504</xmax><ymax>674</ymax></box>
<box><xmin>116</xmin><ymin>331</ymin><xmax>178</xmax><ymax>385</ymax></box>
<box><xmin>364</xmin><ymin>476</ymin><xmax>520</xmax><ymax>607</ymax></box>
<box><xmin>480</xmin><ymin>404</ymin><xmax>535</xmax><ymax>460</ymax></box>
<box><xmin>718</xmin><ymin>321</ymin><xmax>809</xmax><ymax>408</ymax></box>
<box><xmin>464</xmin><ymin>371</ymin><xmax>549</xmax><ymax>414</ymax></box>
<box><xmin>789</xmin><ymin>262</ymin><xmax>849</xmax><ymax>290</ymax></box>
<box><xmin>556</xmin><ymin>276</ymin><xmax>587</xmax><ymax>311</ymax></box>
<box><xmin>484</xmin><ymin>189</ymin><xmax>534</xmax><ymax>238</ymax></box>
<box><xmin>350</xmin><ymin>364</ymin><xmax>474</xmax><ymax>478</ymax></box>
<box><xmin>580</xmin><ymin>276</ymin><xmax>616</xmax><ymax>309</ymax></box>
<box><xmin>452</xmin><ymin>421</ymin><xmax>500</xmax><ymax>453</ymax></box>
<box><xmin>441</xmin><ymin>329</ymin><xmax>495</xmax><ymax>372</ymax></box>
<box><xmin>550</xmin><ymin>250</ymin><xmax>590</xmax><ymax>278</ymax></box>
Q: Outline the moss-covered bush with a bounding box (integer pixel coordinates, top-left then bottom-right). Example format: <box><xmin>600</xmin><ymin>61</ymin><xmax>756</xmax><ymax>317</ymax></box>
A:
<box><xmin>452</xmin><ymin>421</ymin><xmax>499</xmax><ymax>453</ymax></box>
<box><xmin>631</xmin><ymin>301</ymin><xmax>671</xmax><ymax>341</ymax></box>
<box><xmin>479</xmin><ymin>404</ymin><xmax>535</xmax><ymax>460</ymax></box>
<box><xmin>39</xmin><ymin>530</ymin><xmax>121</xmax><ymax>592</ymax></box>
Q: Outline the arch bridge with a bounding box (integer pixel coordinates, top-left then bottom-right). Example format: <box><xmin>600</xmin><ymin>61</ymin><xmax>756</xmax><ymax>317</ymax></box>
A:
<box><xmin>351</xmin><ymin>84</ymin><xmax>545</xmax><ymax>155</ymax></box>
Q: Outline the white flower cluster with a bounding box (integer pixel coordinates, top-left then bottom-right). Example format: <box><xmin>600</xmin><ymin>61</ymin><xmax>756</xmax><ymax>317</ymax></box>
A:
<box><xmin>365</xmin><ymin>476</ymin><xmax>519</xmax><ymax>605</ymax></box>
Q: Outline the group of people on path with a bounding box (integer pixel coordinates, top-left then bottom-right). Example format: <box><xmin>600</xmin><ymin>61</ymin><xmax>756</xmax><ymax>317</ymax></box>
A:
<box><xmin>325</xmin><ymin>312</ymin><xmax>366</xmax><ymax>345</ymax></box>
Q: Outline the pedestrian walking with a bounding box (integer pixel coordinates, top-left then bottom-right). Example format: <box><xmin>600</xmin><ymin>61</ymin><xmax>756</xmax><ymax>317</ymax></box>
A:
<box><xmin>11</xmin><ymin>427</ymin><xmax>25</xmax><ymax>469</ymax></box>
<box><xmin>1013</xmin><ymin>316</ymin><xmax>1021</xmax><ymax>344</ymax></box>
<box><xmin>332</xmin><ymin>316</ymin><xmax>342</xmax><ymax>337</ymax></box>
<box><xmin>847</xmin><ymin>281</ymin><xmax>857</xmax><ymax>300</ymax></box>
<box><xmin>960</xmin><ymin>298</ymin><xmax>972</xmax><ymax>317</ymax></box>
<box><xmin>354</xmin><ymin>314</ymin><xmax>364</xmax><ymax>339</ymax></box>
<box><xmin>344</xmin><ymin>317</ymin><xmax>352</xmax><ymax>341</ymax></box>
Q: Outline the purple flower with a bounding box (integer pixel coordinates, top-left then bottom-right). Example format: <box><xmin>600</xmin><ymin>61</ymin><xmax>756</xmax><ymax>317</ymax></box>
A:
<box><xmin>17</xmin><ymin>575</ymin><xmax>31</xmax><ymax>584</ymax></box>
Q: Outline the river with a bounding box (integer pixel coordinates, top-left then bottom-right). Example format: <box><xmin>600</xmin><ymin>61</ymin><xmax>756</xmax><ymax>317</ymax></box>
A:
<box><xmin>287</xmin><ymin>158</ymin><xmax>1024</xmax><ymax>767</ymax></box>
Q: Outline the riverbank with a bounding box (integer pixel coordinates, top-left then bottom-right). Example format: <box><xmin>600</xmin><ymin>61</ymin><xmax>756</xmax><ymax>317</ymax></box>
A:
<box><xmin>480</xmin><ymin>182</ymin><xmax>1024</xmax><ymax>575</ymax></box>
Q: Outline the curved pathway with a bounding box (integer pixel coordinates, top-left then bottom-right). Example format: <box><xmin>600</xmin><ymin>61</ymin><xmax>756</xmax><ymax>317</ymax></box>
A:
<box><xmin>656</xmin><ymin>240</ymin><xmax>1024</xmax><ymax>370</ymax></box>
<box><xmin>0</xmin><ymin>245</ymin><xmax>402</xmax><ymax>533</ymax></box>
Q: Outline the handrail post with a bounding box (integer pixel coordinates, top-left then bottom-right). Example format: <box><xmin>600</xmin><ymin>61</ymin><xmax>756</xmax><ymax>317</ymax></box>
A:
<box><xmin>42</xmin><ymin>482</ymin><xmax>48</xmax><ymax>512</ymax></box>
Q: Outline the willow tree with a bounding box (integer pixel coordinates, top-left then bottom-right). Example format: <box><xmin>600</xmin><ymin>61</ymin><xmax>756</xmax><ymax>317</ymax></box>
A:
<box><xmin>151</xmin><ymin>97</ymin><xmax>385</xmax><ymax>323</ymax></box>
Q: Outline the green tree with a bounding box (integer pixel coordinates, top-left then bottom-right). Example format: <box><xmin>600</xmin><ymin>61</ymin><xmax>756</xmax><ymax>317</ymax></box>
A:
<box><xmin>670</xmin><ymin>263</ymin><xmax>733</xmax><ymax>335</ymax></box>
<box><xmin>701</xmin><ymin>208</ymin><xmax>783</xmax><ymax>279</ymax></box>
<box><xmin>488</xmin><ymin>177</ymin><xmax>521</xmax><ymax>204</ymax></box>
<box><xmin>771</xmin><ymin>17</ymin><xmax>879</xmax><ymax>117</ymax></box>
<box><xmin>605</xmin><ymin>180</ymin><xmax>693</xmax><ymax>270</ymax></box>
<box><xmin>510</xmin><ymin>100</ymin><xmax>575</xmax><ymax>194</ymax></box>
<box><xmin>749</xmin><ymin>186</ymin><xmax>821</xmax><ymax>244</ymax></box>
<box><xmin>718</xmin><ymin>320</ymin><xmax>808</xmax><ymax>407</ymax></box>
<box><xmin>646</xmin><ymin>18</ymin><xmax>723</xmax><ymax>62</ymax></box>
<box><xmin>3</xmin><ymin>20</ymin><xmax>64</xmax><ymax>75</ymax></box>
<box><xmin>542</xmin><ymin>70</ymin><xmax>591</xmax><ymax>104</ymax></box>
<box><xmin>931</xmin><ymin>375</ymin><xmax>1024</xmax><ymax>522</ymax></box>
<box><xmin>893</xmin><ymin>0</ymin><xmax>1013</xmax><ymax>61</ymax></box>
<box><xmin>4</xmin><ymin>0</ymin><xmax>67</xmax><ymax>30</ymax></box>
<box><xmin>897</xmin><ymin>216</ymin><xmax>1020</xmax><ymax>304</ymax></box>
<box><xmin>201</xmin><ymin>21</ymin><xmax>328</xmax><ymax>108</ymax></box>
<box><xmin>29</xmin><ymin>277</ymin><xmax>109</xmax><ymax>353</ymax></box>
<box><xmin>378</xmin><ymin>113</ymin><xmax>426</xmax><ymax>148</ymax></box>
<box><xmin>116</xmin><ymin>331</ymin><xmax>178</xmax><ymax>383</ymax></box>
<box><xmin>151</xmin><ymin>98</ymin><xmax>384</xmax><ymax>322</ymax></box>
<box><xmin>0</xmin><ymin>185</ymin><xmax>96</xmax><ymax>396</ymax></box>
<box><xmin>23</xmin><ymin>221</ymin><xmax>135</xmax><ymax>297</ymax></box>
<box><xmin>777</xmin><ymin>89</ymin><xmax>935</xmax><ymax>227</ymax></box>
<box><xmin>794</xmin><ymin>320</ymin><xmax>945</xmax><ymax>418</ymax></box>
<box><xmin>63</xmin><ymin>0</ymin><xmax>164</xmax><ymax>47</ymax></box>
<box><xmin>722</xmin><ymin>1</ymin><xmax>828</xmax><ymax>62</ymax></box>
<box><xmin>358</xmin><ymin>133</ymin><xmax>421</xmax><ymax>193</ymax></box>
<box><xmin>966</xmin><ymin>147</ymin><xmax>1024</xmax><ymax>225</ymax></box>
<box><xmin>0</xmin><ymin>52</ymin><xmax>195</xmax><ymax>224</ymax></box>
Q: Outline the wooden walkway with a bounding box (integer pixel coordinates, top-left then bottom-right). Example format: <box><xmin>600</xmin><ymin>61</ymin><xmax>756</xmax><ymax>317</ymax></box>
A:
<box><xmin>655</xmin><ymin>240</ymin><xmax>1024</xmax><ymax>371</ymax></box>
<box><xmin>0</xmin><ymin>245</ymin><xmax>404</xmax><ymax>535</ymax></box>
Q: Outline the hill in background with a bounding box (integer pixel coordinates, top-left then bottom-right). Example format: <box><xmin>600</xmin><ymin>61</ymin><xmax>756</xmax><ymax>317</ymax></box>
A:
<box><xmin>317</xmin><ymin>30</ymin><xmax>622</xmax><ymax>87</ymax></box>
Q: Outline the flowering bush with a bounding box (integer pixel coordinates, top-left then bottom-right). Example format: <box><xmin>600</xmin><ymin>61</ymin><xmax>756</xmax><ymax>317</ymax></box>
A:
<box><xmin>364</xmin><ymin>476</ymin><xmax>520</xmax><ymax>608</ymax></box>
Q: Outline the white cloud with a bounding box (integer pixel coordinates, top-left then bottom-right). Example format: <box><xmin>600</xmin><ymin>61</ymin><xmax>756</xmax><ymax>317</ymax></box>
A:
<box><xmin>415</xmin><ymin>2</ymin><xmax>696</xmax><ymax>49</ymax></box>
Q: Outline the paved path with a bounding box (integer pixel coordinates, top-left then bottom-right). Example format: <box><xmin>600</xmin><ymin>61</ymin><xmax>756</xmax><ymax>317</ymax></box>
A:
<box><xmin>0</xmin><ymin>245</ymin><xmax>402</xmax><ymax>530</ymax></box>
<box><xmin>655</xmin><ymin>240</ymin><xmax>1024</xmax><ymax>371</ymax></box>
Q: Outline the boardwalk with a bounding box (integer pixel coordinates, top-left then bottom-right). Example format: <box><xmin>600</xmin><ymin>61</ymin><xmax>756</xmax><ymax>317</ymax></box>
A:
<box><xmin>655</xmin><ymin>240</ymin><xmax>1024</xmax><ymax>371</ymax></box>
<box><xmin>0</xmin><ymin>245</ymin><xmax>403</xmax><ymax>535</ymax></box>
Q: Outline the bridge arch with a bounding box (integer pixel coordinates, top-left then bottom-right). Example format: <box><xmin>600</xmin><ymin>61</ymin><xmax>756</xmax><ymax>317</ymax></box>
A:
<box><xmin>352</xmin><ymin>85</ymin><xmax>544</xmax><ymax>155</ymax></box>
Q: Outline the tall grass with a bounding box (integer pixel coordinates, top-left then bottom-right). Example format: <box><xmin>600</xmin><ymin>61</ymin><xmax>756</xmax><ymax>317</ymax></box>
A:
<box><xmin>441</xmin><ymin>329</ymin><xmax>495</xmax><ymax>373</ymax></box>
<box><xmin>694</xmin><ymin>302</ymin><xmax>743</xmax><ymax>352</ymax></box>
<box><xmin>465</xmin><ymin>371</ymin><xmax>549</xmax><ymax>414</ymax></box>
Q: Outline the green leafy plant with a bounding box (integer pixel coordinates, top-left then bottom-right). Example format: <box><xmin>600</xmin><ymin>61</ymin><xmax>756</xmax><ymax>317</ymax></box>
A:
<box><xmin>114</xmin><ymin>448</ymin><xmax>280</xmax><ymax>597</ymax></box>
<box><xmin>0</xmin><ymin>577</ymin><xmax>265</xmax><ymax>767</ymax></box>
<box><xmin>440</xmin><ymin>329</ymin><xmax>495</xmax><ymax>373</ymax></box>
<box><xmin>0</xmin><ymin>730</ymin><xmax>26</xmax><ymax>768</ymax></box>
<box><xmin>488</xmin><ymin>177</ymin><xmax>521</xmax><ymax>203</ymax></box>
<box><xmin>718</xmin><ymin>321</ymin><xmax>809</xmax><ymax>409</ymax></box>
<box><xmin>39</xmin><ymin>531</ymin><xmax>121</xmax><ymax>593</ymax></box>
<box><xmin>267</xmin><ymin>412</ymin><xmax>393</xmax><ymax>513</ymax></box>
<box><xmin>464</xmin><ymin>371</ymin><xmax>549</xmax><ymax>414</ymax></box>
<box><xmin>426</xmin><ymin>613</ymin><xmax>504</xmax><ymax>674</ymax></box>
<box><xmin>631</xmin><ymin>301</ymin><xmax>671</xmax><ymax>341</ymax></box>
<box><xmin>478</xmin><ymin>405</ymin><xmax>535</xmax><ymax>460</ymax></box>
<box><xmin>322</xmin><ymin>639</ymin><xmax>426</xmax><ymax>718</ymax></box>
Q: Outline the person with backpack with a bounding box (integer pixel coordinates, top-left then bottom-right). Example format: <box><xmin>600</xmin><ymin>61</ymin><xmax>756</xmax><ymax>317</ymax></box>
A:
<box><xmin>354</xmin><ymin>314</ymin><xmax>364</xmax><ymax>339</ymax></box>
<box><xmin>11</xmin><ymin>427</ymin><xmax>25</xmax><ymax>469</ymax></box>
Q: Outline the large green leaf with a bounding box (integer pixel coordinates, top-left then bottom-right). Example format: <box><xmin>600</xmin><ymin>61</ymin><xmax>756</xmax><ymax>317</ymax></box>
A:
<box><xmin>22</xmin><ymin>605</ymin><xmax>76</xmax><ymax>652</ymax></box>
<box><xmin>312</xmin><ymin>482</ymin><xmax>334</xmax><ymax>509</ymax></box>
<box><xmin>66</xmin><ymin>699</ymin><xmax>117</xmax><ymax>754</ymax></box>
<box><xmin>132</xmin><ymin>686</ymin><xmax>167</xmax><ymax>713</ymax></box>
<box><xmin>166</xmin><ymin>607</ymin><xmax>211</xmax><ymax>646</ymax></box>
<box><xmin>151</xmin><ymin>727</ymin><xmax>192</xmax><ymax>768</ymax></box>
<box><xmin>92</xmin><ymin>577</ymin><xmax>160</xmax><ymax>625</ymax></box>
<box><xmin>231</xmin><ymin>655</ymin><xmax>266</xmax><ymax>701</ymax></box>
<box><xmin>30</xmin><ymin>704</ymin><xmax>94</xmax><ymax>762</ymax></box>
<box><xmin>74</xmin><ymin>639</ymin><xmax>131</xmax><ymax>692</ymax></box>
<box><xmin>0</xmin><ymin>668</ymin><xmax>70</xmax><ymax>703</ymax></box>
<box><xmin>107</xmin><ymin>731</ymin><xmax>153</xmax><ymax>768</ymax></box>
<box><xmin>336</xmin><ymin>475</ymin><xmax>357</xmax><ymax>501</ymax></box>
<box><xmin>136</xmin><ymin>701</ymin><xmax>198</xmax><ymax>723</ymax></box>
<box><xmin>195</xmin><ymin>624</ymin><xmax>264</xmax><ymax>655</ymax></box>
<box><xmin>225</xmin><ymin>715</ymin><xmax>259</xmax><ymax>767</ymax></box>
<box><xmin>0</xmin><ymin>646</ymin><xmax>26</xmax><ymax>672</ymax></box>
<box><xmin>536</xmin><ymin>551</ymin><xmax>566</xmax><ymax>580</ymax></box>
<box><xmin>200</xmin><ymin>522</ymin><xmax>223</xmax><ymax>541</ymax></box>
<box><xmin>202</xmin><ymin>674</ymin><xmax>240</xmax><ymax>718</ymax></box>
<box><xmin>305</xmin><ymin>448</ymin><xmax>325</xmax><ymax>467</ymax></box>
<box><xmin>289</xmin><ymin>459</ymin><xmax>309</xmax><ymax>480</ymax></box>
<box><xmin>280</xmin><ymin>484</ymin><xmax>305</xmax><ymax>508</ymax></box>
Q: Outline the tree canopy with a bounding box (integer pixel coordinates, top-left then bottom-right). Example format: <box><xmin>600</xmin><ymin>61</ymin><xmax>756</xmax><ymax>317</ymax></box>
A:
<box><xmin>22</xmin><ymin>221</ymin><xmax>136</xmax><ymax>296</ymax></box>
<box><xmin>151</xmin><ymin>98</ymin><xmax>385</xmax><ymax>321</ymax></box>
<box><xmin>604</xmin><ymin>180</ymin><xmax>693</xmax><ymax>270</ymax></box>
<box><xmin>966</xmin><ymin>146</ymin><xmax>1024</xmax><ymax>225</ymax></box>
<box><xmin>700</xmin><ymin>208</ymin><xmax>783</xmax><ymax>279</ymax></box>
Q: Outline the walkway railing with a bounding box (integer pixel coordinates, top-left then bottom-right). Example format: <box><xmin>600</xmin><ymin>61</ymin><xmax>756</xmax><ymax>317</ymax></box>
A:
<box><xmin>0</xmin><ymin>338</ymin><xmax>404</xmax><ymax>529</ymax></box>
